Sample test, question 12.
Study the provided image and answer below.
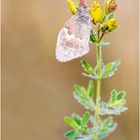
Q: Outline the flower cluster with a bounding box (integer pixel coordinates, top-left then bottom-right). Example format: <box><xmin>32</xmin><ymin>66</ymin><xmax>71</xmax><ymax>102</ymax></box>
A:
<box><xmin>67</xmin><ymin>0</ymin><xmax>118</xmax><ymax>33</ymax></box>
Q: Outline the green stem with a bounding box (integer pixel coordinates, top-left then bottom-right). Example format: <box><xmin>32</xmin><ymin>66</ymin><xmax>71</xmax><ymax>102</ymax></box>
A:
<box><xmin>95</xmin><ymin>45</ymin><xmax>102</xmax><ymax>122</ymax></box>
<box><xmin>93</xmin><ymin>28</ymin><xmax>102</xmax><ymax>140</ymax></box>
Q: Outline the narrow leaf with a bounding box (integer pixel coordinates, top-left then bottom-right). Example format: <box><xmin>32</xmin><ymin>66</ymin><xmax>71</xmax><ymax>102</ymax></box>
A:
<box><xmin>105</xmin><ymin>13</ymin><xmax>115</xmax><ymax>21</ymax></box>
<box><xmin>80</xmin><ymin>87</ymin><xmax>87</xmax><ymax>96</ymax></box>
<box><xmin>110</xmin><ymin>89</ymin><xmax>117</xmax><ymax>102</ymax></box>
<box><xmin>87</xmin><ymin>80</ymin><xmax>94</xmax><ymax>98</ymax></box>
<box><xmin>81</xmin><ymin>60</ymin><xmax>95</xmax><ymax>74</ymax></box>
<box><xmin>71</xmin><ymin>113</ymin><xmax>81</xmax><ymax>125</ymax></box>
<box><xmin>102</xmin><ymin>60</ymin><xmax>121</xmax><ymax>78</ymax></box>
<box><xmin>64</xmin><ymin>129</ymin><xmax>77</xmax><ymax>139</ymax></box>
<box><xmin>75</xmin><ymin>135</ymin><xmax>92</xmax><ymax>140</ymax></box>
<box><xmin>81</xmin><ymin>112</ymin><xmax>89</xmax><ymax>127</ymax></box>
<box><xmin>100</xmin><ymin>41</ymin><xmax>111</xmax><ymax>46</ymax></box>
<box><xmin>90</xmin><ymin>31</ymin><xmax>97</xmax><ymax>43</ymax></box>
<box><xmin>64</xmin><ymin>117</ymin><xmax>79</xmax><ymax>129</ymax></box>
<box><xmin>104</xmin><ymin>63</ymin><xmax>112</xmax><ymax>71</ymax></box>
<box><xmin>117</xmin><ymin>91</ymin><xmax>126</xmax><ymax>100</ymax></box>
<box><xmin>74</xmin><ymin>85</ymin><xmax>82</xmax><ymax>95</ymax></box>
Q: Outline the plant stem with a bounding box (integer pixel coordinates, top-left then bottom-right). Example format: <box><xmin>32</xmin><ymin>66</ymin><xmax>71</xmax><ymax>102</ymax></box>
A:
<box><xmin>95</xmin><ymin>45</ymin><xmax>102</xmax><ymax>123</ymax></box>
<box><xmin>93</xmin><ymin>28</ymin><xmax>102</xmax><ymax>140</ymax></box>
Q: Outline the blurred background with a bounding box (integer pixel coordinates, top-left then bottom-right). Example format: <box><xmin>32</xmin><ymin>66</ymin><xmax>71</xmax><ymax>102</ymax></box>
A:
<box><xmin>2</xmin><ymin>0</ymin><xmax>139</xmax><ymax>140</ymax></box>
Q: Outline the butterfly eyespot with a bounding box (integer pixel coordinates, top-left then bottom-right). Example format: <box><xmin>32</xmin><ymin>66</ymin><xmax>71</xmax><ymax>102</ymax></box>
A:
<box><xmin>65</xmin><ymin>42</ymin><xmax>69</xmax><ymax>46</ymax></box>
<box><xmin>68</xmin><ymin>30</ymin><xmax>72</xmax><ymax>35</ymax></box>
<box><xmin>61</xmin><ymin>42</ymin><xmax>64</xmax><ymax>46</ymax></box>
<box><xmin>65</xmin><ymin>25</ymin><xmax>70</xmax><ymax>30</ymax></box>
<box><xmin>65</xmin><ymin>41</ymin><xmax>74</xmax><ymax>48</ymax></box>
<box><xmin>75</xmin><ymin>45</ymin><xmax>79</xmax><ymax>49</ymax></box>
<box><xmin>69</xmin><ymin>42</ymin><xmax>73</xmax><ymax>48</ymax></box>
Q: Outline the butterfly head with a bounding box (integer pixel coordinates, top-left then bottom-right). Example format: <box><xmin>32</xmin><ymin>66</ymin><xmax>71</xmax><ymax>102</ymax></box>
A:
<box><xmin>77</xmin><ymin>7</ymin><xmax>91</xmax><ymax>24</ymax></box>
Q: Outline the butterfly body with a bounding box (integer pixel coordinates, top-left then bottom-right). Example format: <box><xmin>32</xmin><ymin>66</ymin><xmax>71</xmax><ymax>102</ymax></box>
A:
<box><xmin>56</xmin><ymin>7</ymin><xmax>91</xmax><ymax>62</ymax></box>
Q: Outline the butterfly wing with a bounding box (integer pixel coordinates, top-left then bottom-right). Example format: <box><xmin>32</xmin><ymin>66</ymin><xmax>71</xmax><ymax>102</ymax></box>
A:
<box><xmin>56</xmin><ymin>13</ymin><xmax>91</xmax><ymax>62</ymax></box>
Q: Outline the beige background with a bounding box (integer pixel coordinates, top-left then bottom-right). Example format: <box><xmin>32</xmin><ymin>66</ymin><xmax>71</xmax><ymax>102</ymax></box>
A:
<box><xmin>2</xmin><ymin>0</ymin><xmax>139</xmax><ymax>140</ymax></box>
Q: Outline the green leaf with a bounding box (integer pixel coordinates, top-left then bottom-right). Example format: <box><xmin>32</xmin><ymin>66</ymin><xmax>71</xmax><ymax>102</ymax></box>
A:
<box><xmin>74</xmin><ymin>85</ymin><xmax>82</xmax><ymax>94</ymax></box>
<box><xmin>104</xmin><ymin>63</ymin><xmax>113</xmax><ymax>71</ymax></box>
<box><xmin>110</xmin><ymin>89</ymin><xmax>117</xmax><ymax>102</ymax></box>
<box><xmin>111</xmin><ymin>100</ymin><xmax>126</xmax><ymax>107</ymax></box>
<box><xmin>74</xmin><ymin>85</ymin><xmax>87</xmax><ymax>97</ymax></box>
<box><xmin>100</xmin><ymin>90</ymin><xmax>127</xmax><ymax>115</ymax></box>
<box><xmin>81</xmin><ymin>112</ymin><xmax>89</xmax><ymax>127</ymax></box>
<box><xmin>105</xmin><ymin>13</ymin><xmax>115</xmax><ymax>21</ymax></box>
<box><xmin>87</xmin><ymin>80</ymin><xmax>94</xmax><ymax>98</ymax></box>
<box><xmin>98</xmin><ymin>117</ymin><xmax>117</xmax><ymax>139</ymax></box>
<box><xmin>102</xmin><ymin>117</ymin><xmax>113</xmax><ymax>126</ymax></box>
<box><xmin>75</xmin><ymin>135</ymin><xmax>92</xmax><ymax>140</ymax></box>
<box><xmin>73</xmin><ymin>92</ymin><xmax>94</xmax><ymax>110</ymax></box>
<box><xmin>88</xmin><ymin>127</ymin><xmax>98</xmax><ymax>134</ymax></box>
<box><xmin>71</xmin><ymin>113</ymin><xmax>82</xmax><ymax>126</ymax></box>
<box><xmin>82</xmin><ymin>73</ymin><xmax>97</xmax><ymax>80</ymax></box>
<box><xmin>81</xmin><ymin>60</ymin><xmax>95</xmax><ymax>74</ymax></box>
<box><xmin>64</xmin><ymin>130</ymin><xmax>77</xmax><ymax>139</ymax></box>
<box><xmin>73</xmin><ymin>83</ymin><xmax>95</xmax><ymax>110</ymax></box>
<box><xmin>99</xmin><ymin>100</ymin><xmax>109</xmax><ymax>115</ymax></box>
<box><xmin>117</xmin><ymin>91</ymin><xmax>126</xmax><ymax>100</ymax></box>
<box><xmin>100</xmin><ymin>90</ymin><xmax>128</xmax><ymax>115</ymax></box>
<box><xmin>100</xmin><ymin>41</ymin><xmax>110</xmax><ymax>46</ymax></box>
<box><xmin>90</xmin><ymin>31</ymin><xmax>97</xmax><ymax>43</ymax></box>
<box><xmin>64</xmin><ymin>117</ymin><xmax>79</xmax><ymax>129</ymax></box>
<box><xmin>109</xmin><ymin>90</ymin><xmax>127</xmax><ymax>107</ymax></box>
<box><xmin>101</xmin><ymin>60</ymin><xmax>121</xmax><ymax>78</ymax></box>
<box><xmin>80</xmin><ymin>87</ymin><xmax>87</xmax><ymax>96</ymax></box>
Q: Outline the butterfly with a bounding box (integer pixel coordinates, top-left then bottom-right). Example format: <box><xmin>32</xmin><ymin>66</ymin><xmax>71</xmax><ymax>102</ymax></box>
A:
<box><xmin>56</xmin><ymin>6</ymin><xmax>92</xmax><ymax>62</ymax></box>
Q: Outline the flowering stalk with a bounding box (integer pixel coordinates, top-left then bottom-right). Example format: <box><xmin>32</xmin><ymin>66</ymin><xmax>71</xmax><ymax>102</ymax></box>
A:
<box><xmin>61</xmin><ymin>0</ymin><xmax>128</xmax><ymax>140</ymax></box>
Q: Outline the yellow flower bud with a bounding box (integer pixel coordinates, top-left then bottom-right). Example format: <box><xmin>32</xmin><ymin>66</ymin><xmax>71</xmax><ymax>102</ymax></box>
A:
<box><xmin>67</xmin><ymin>0</ymin><xmax>78</xmax><ymax>14</ymax></box>
<box><xmin>100</xmin><ymin>24</ymin><xmax>108</xmax><ymax>32</ymax></box>
<box><xmin>106</xmin><ymin>18</ymin><xmax>118</xmax><ymax>32</ymax></box>
<box><xmin>105</xmin><ymin>0</ymin><xmax>117</xmax><ymax>14</ymax></box>
<box><xmin>90</xmin><ymin>1</ymin><xmax>103</xmax><ymax>24</ymax></box>
<box><xmin>101</xmin><ymin>18</ymin><xmax>118</xmax><ymax>32</ymax></box>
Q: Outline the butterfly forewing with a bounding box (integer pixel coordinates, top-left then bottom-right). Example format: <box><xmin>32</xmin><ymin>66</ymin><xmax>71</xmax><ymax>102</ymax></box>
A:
<box><xmin>56</xmin><ymin>8</ymin><xmax>91</xmax><ymax>62</ymax></box>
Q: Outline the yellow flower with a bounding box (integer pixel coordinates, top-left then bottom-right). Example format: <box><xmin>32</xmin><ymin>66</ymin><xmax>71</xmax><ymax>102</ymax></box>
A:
<box><xmin>67</xmin><ymin>0</ymin><xmax>78</xmax><ymax>14</ymax></box>
<box><xmin>105</xmin><ymin>0</ymin><xmax>117</xmax><ymax>14</ymax></box>
<box><xmin>90</xmin><ymin>1</ymin><xmax>103</xmax><ymax>24</ymax></box>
